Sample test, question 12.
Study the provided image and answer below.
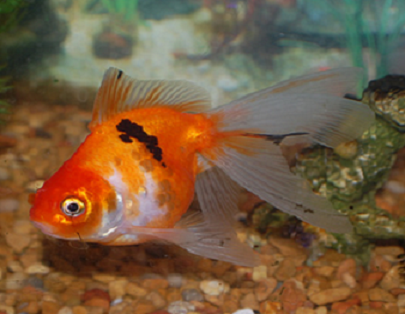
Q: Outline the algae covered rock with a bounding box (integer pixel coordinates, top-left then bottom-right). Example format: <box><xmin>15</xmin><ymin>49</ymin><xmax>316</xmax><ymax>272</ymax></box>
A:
<box><xmin>294</xmin><ymin>74</ymin><xmax>405</xmax><ymax>239</ymax></box>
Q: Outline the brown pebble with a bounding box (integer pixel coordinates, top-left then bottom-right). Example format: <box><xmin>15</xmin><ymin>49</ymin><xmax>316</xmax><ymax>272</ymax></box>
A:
<box><xmin>81</xmin><ymin>289</ymin><xmax>110</xmax><ymax>302</ymax></box>
<box><xmin>336</xmin><ymin>259</ymin><xmax>357</xmax><ymax>280</ymax></box>
<box><xmin>143</xmin><ymin>278</ymin><xmax>169</xmax><ymax>289</ymax></box>
<box><xmin>314</xmin><ymin>266</ymin><xmax>335</xmax><ymax>278</ymax></box>
<box><xmin>223</xmin><ymin>294</ymin><xmax>239</xmax><ymax>313</ymax></box>
<box><xmin>374</xmin><ymin>246</ymin><xmax>404</xmax><ymax>257</ymax></box>
<box><xmin>146</xmin><ymin>291</ymin><xmax>167</xmax><ymax>309</ymax></box>
<box><xmin>20</xmin><ymin>301</ymin><xmax>40</xmax><ymax>314</ymax></box>
<box><xmin>108</xmin><ymin>279</ymin><xmax>128</xmax><ymax>300</ymax></box>
<box><xmin>259</xmin><ymin>301</ymin><xmax>282</xmax><ymax>314</ymax></box>
<box><xmin>134</xmin><ymin>300</ymin><xmax>156</xmax><ymax>314</ymax></box>
<box><xmin>241</xmin><ymin>293</ymin><xmax>259</xmax><ymax>310</ymax></box>
<box><xmin>6</xmin><ymin>233</ymin><xmax>31</xmax><ymax>253</ymax></box>
<box><xmin>296</xmin><ymin>308</ymin><xmax>315</xmax><ymax>314</ymax></box>
<box><xmin>126</xmin><ymin>282</ymin><xmax>148</xmax><ymax>297</ymax></box>
<box><xmin>280</xmin><ymin>281</ymin><xmax>307</xmax><ymax>312</ymax></box>
<box><xmin>254</xmin><ymin>278</ymin><xmax>277</xmax><ymax>302</ymax></box>
<box><xmin>380</xmin><ymin>266</ymin><xmax>400</xmax><ymax>290</ymax></box>
<box><xmin>368</xmin><ymin>288</ymin><xmax>396</xmax><ymax>302</ymax></box>
<box><xmin>369</xmin><ymin>255</ymin><xmax>392</xmax><ymax>272</ymax></box>
<box><xmin>269</xmin><ymin>237</ymin><xmax>307</xmax><ymax>257</ymax></box>
<box><xmin>390</xmin><ymin>288</ymin><xmax>405</xmax><ymax>296</ymax></box>
<box><xmin>309</xmin><ymin>287</ymin><xmax>351</xmax><ymax>305</ymax></box>
<box><xmin>361</xmin><ymin>272</ymin><xmax>384</xmax><ymax>289</ymax></box>
<box><xmin>72</xmin><ymin>306</ymin><xmax>88</xmax><ymax>314</ymax></box>
<box><xmin>313</xmin><ymin>250</ymin><xmax>346</xmax><ymax>267</ymax></box>
<box><xmin>83</xmin><ymin>298</ymin><xmax>110</xmax><ymax>313</ymax></box>
<box><xmin>331</xmin><ymin>298</ymin><xmax>361</xmax><ymax>314</ymax></box>
<box><xmin>42</xmin><ymin>301</ymin><xmax>62</xmax><ymax>314</ymax></box>
<box><xmin>370</xmin><ymin>301</ymin><xmax>384</xmax><ymax>309</ymax></box>
<box><xmin>275</xmin><ymin>258</ymin><xmax>296</xmax><ymax>281</ymax></box>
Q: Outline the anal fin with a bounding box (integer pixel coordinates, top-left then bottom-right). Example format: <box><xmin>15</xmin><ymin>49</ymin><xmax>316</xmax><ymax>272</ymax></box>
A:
<box><xmin>122</xmin><ymin>215</ymin><xmax>260</xmax><ymax>267</ymax></box>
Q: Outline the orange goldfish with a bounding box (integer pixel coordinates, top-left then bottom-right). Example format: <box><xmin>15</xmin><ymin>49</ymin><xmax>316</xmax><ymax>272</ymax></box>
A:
<box><xmin>29</xmin><ymin>67</ymin><xmax>374</xmax><ymax>266</ymax></box>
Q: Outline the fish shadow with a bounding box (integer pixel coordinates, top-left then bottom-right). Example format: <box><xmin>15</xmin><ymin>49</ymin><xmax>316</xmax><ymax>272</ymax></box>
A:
<box><xmin>40</xmin><ymin>237</ymin><xmax>234</xmax><ymax>278</ymax></box>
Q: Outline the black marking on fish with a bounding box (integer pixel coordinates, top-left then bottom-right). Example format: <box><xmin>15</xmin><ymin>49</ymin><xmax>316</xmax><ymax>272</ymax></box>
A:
<box><xmin>119</xmin><ymin>134</ymin><xmax>133</xmax><ymax>143</ymax></box>
<box><xmin>117</xmin><ymin>70</ymin><xmax>123</xmax><ymax>80</ymax></box>
<box><xmin>244</xmin><ymin>132</ymin><xmax>309</xmax><ymax>145</ymax></box>
<box><xmin>116</xmin><ymin>119</ymin><xmax>163</xmax><ymax>163</ymax></box>
<box><xmin>304</xmin><ymin>208</ymin><xmax>314</xmax><ymax>214</ymax></box>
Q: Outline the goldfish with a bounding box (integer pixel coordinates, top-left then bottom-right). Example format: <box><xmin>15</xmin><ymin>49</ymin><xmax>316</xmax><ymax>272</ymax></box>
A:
<box><xmin>29</xmin><ymin>67</ymin><xmax>374</xmax><ymax>266</ymax></box>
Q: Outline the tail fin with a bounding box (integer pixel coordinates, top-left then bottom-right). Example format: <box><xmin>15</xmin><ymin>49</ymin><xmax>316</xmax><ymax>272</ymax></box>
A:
<box><xmin>198</xmin><ymin>68</ymin><xmax>375</xmax><ymax>233</ymax></box>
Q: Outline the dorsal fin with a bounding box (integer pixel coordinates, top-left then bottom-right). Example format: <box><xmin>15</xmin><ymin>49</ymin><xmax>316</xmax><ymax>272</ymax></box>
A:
<box><xmin>90</xmin><ymin>67</ymin><xmax>211</xmax><ymax>128</ymax></box>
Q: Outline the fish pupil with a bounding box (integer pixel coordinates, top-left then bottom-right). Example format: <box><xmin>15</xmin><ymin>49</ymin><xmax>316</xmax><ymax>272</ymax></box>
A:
<box><xmin>67</xmin><ymin>202</ymin><xmax>79</xmax><ymax>213</ymax></box>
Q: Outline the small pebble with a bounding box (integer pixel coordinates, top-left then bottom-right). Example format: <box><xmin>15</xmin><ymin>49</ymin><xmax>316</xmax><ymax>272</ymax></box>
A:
<box><xmin>200</xmin><ymin>279</ymin><xmax>225</xmax><ymax>296</ymax></box>
<box><xmin>13</xmin><ymin>220</ymin><xmax>34</xmax><ymax>235</ymax></box>
<box><xmin>25</xmin><ymin>180</ymin><xmax>44</xmax><ymax>193</ymax></box>
<box><xmin>143</xmin><ymin>278</ymin><xmax>169</xmax><ymax>289</ymax></box>
<box><xmin>0</xmin><ymin>167</ymin><xmax>10</xmax><ymax>180</ymax></box>
<box><xmin>309</xmin><ymin>287</ymin><xmax>352</xmax><ymax>305</ymax></box>
<box><xmin>26</xmin><ymin>263</ymin><xmax>50</xmax><ymax>275</ymax></box>
<box><xmin>0</xmin><ymin>199</ymin><xmax>19</xmax><ymax>212</ymax></box>
<box><xmin>181</xmin><ymin>289</ymin><xmax>204</xmax><ymax>302</ymax></box>
<box><xmin>167</xmin><ymin>273</ymin><xmax>183</xmax><ymax>288</ymax></box>
<box><xmin>146</xmin><ymin>291</ymin><xmax>167</xmax><ymax>308</ymax></box>
<box><xmin>240</xmin><ymin>293</ymin><xmax>259</xmax><ymax>310</ymax></box>
<box><xmin>252</xmin><ymin>265</ymin><xmax>267</xmax><ymax>281</ymax></box>
<box><xmin>58</xmin><ymin>307</ymin><xmax>73</xmax><ymax>314</ymax></box>
<box><xmin>126</xmin><ymin>282</ymin><xmax>147</xmax><ymax>297</ymax></box>
<box><xmin>380</xmin><ymin>266</ymin><xmax>400</xmax><ymax>290</ymax></box>
<box><xmin>167</xmin><ymin>301</ymin><xmax>195</xmax><ymax>314</ymax></box>
<box><xmin>0</xmin><ymin>305</ymin><xmax>15</xmax><ymax>314</ymax></box>
<box><xmin>108</xmin><ymin>279</ymin><xmax>128</xmax><ymax>300</ymax></box>
<box><xmin>232</xmin><ymin>309</ymin><xmax>255</xmax><ymax>314</ymax></box>
<box><xmin>26</xmin><ymin>276</ymin><xmax>44</xmax><ymax>289</ymax></box>
<box><xmin>369</xmin><ymin>288</ymin><xmax>396</xmax><ymax>302</ymax></box>
<box><xmin>254</xmin><ymin>278</ymin><xmax>277</xmax><ymax>302</ymax></box>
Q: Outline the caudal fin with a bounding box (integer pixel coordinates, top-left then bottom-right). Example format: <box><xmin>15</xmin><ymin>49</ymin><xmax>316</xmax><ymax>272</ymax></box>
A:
<box><xmin>198</xmin><ymin>68</ymin><xmax>375</xmax><ymax>233</ymax></box>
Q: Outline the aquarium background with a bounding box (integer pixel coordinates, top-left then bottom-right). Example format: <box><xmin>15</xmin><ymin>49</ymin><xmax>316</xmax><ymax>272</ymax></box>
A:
<box><xmin>0</xmin><ymin>0</ymin><xmax>404</xmax><ymax>313</ymax></box>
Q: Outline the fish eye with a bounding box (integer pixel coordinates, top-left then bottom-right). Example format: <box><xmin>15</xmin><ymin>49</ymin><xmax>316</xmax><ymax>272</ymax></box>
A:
<box><xmin>61</xmin><ymin>198</ymin><xmax>85</xmax><ymax>216</ymax></box>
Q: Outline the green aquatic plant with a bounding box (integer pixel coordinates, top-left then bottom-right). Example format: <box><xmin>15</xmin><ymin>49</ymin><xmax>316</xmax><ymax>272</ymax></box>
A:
<box><xmin>100</xmin><ymin>0</ymin><xmax>139</xmax><ymax>22</ymax></box>
<box><xmin>0</xmin><ymin>0</ymin><xmax>29</xmax><ymax>32</ymax></box>
<box><xmin>305</xmin><ymin>0</ymin><xmax>405</xmax><ymax>79</ymax></box>
<box><xmin>0</xmin><ymin>0</ymin><xmax>26</xmax><ymax>125</ymax></box>
<box><xmin>0</xmin><ymin>73</ymin><xmax>11</xmax><ymax>125</ymax></box>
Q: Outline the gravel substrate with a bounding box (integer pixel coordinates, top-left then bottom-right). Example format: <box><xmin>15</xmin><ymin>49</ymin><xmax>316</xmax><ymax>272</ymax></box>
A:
<box><xmin>0</xmin><ymin>102</ymin><xmax>404</xmax><ymax>314</ymax></box>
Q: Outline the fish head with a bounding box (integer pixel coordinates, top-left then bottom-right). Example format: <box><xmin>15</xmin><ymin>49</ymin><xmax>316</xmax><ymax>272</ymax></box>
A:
<box><xmin>29</xmin><ymin>165</ymin><xmax>118</xmax><ymax>241</ymax></box>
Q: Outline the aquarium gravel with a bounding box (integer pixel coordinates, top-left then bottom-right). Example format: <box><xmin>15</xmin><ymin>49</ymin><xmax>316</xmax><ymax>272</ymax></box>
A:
<box><xmin>0</xmin><ymin>99</ymin><xmax>403</xmax><ymax>314</ymax></box>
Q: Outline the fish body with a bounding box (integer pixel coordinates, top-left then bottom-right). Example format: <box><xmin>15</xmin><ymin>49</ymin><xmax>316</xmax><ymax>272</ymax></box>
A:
<box><xmin>30</xmin><ymin>67</ymin><xmax>375</xmax><ymax>266</ymax></box>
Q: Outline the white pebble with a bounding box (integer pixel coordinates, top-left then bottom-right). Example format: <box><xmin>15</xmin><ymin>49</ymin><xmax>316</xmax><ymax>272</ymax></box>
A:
<box><xmin>25</xmin><ymin>263</ymin><xmax>50</xmax><ymax>275</ymax></box>
<box><xmin>200</xmin><ymin>279</ymin><xmax>225</xmax><ymax>296</ymax></box>
<box><xmin>233</xmin><ymin>310</ymin><xmax>255</xmax><ymax>314</ymax></box>
<box><xmin>342</xmin><ymin>272</ymin><xmax>356</xmax><ymax>288</ymax></box>
<box><xmin>58</xmin><ymin>307</ymin><xmax>73</xmax><ymax>314</ymax></box>
<box><xmin>167</xmin><ymin>301</ymin><xmax>195</xmax><ymax>314</ymax></box>
<box><xmin>25</xmin><ymin>180</ymin><xmax>44</xmax><ymax>192</ymax></box>
<box><xmin>252</xmin><ymin>265</ymin><xmax>267</xmax><ymax>281</ymax></box>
